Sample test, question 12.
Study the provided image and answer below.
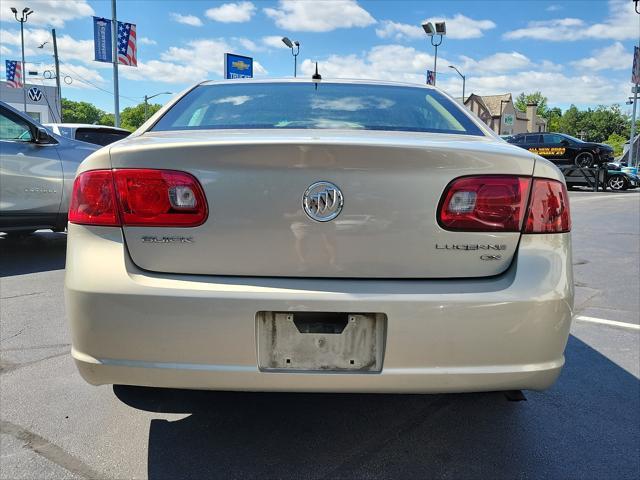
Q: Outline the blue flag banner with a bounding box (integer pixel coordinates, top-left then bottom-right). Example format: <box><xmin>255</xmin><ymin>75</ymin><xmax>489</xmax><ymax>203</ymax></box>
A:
<box><xmin>224</xmin><ymin>53</ymin><xmax>253</xmax><ymax>79</ymax></box>
<box><xmin>93</xmin><ymin>17</ymin><xmax>112</xmax><ymax>63</ymax></box>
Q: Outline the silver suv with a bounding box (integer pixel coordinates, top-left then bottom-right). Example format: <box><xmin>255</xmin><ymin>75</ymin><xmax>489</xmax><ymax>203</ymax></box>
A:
<box><xmin>0</xmin><ymin>101</ymin><xmax>97</xmax><ymax>235</ymax></box>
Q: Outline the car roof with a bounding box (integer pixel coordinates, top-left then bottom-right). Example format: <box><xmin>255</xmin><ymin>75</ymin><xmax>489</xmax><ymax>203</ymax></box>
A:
<box><xmin>199</xmin><ymin>77</ymin><xmax>437</xmax><ymax>90</ymax></box>
<box><xmin>44</xmin><ymin>123</ymin><xmax>130</xmax><ymax>132</ymax></box>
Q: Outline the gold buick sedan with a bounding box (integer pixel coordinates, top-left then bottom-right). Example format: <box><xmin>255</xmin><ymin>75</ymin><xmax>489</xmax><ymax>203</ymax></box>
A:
<box><xmin>65</xmin><ymin>79</ymin><xmax>573</xmax><ymax>393</ymax></box>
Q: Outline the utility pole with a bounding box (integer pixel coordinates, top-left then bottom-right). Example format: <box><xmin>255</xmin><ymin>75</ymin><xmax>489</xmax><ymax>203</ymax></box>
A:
<box><xmin>143</xmin><ymin>91</ymin><xmax>172</xmax><ymax>120</ymax></box>
<box><xmin>51</xmin><ymin>29</ymin><xmax>61</xmax><ymax>122</ymax></box>
<box><xmin>112</xmin><ymin>0</ymin><xmax>120</xmax><ymax>127</ymax></box>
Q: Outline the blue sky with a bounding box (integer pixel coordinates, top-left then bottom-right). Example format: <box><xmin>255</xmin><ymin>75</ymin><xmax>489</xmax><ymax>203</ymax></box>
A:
<box><xmin>1</xmin><ymin>0</ymin><xmax>637</xmax><ymax>113</ymax></box>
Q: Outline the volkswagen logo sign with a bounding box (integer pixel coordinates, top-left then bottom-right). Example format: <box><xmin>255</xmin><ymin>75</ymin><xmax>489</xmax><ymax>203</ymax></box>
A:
<box><xmin>28</xmin><ymin>87</ymin><xmax>42</xmax><ymax>102</ymax></box>
<box><xmin>303</xmin><ymin>181</ymin><xmax>344</xmax><ymax>222</ymax></box>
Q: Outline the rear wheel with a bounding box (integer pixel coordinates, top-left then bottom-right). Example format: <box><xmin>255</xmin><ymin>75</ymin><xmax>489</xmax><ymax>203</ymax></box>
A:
<box><xmin>575</xmin><ymin>151</ymin><xmax>594</xmax><ymax>168</ymax></box>
<box><xmin>607</xmin><ymin>175</ymin><xmax>627</xmax><ymax>191</ymax></box>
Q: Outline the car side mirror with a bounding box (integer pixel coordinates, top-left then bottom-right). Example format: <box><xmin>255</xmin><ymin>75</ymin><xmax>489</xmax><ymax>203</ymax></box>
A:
<box><xmin>34</xmin><ymin>127</ymin><xmax>53</xmax><ymax>145</ymax></box>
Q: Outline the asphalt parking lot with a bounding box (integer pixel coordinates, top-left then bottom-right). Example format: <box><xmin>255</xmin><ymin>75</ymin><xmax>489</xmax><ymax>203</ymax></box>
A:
<box><xmin>1</xmin><ymin>190</ymin><xmax>639</xmax><ymax>480</ymax></box>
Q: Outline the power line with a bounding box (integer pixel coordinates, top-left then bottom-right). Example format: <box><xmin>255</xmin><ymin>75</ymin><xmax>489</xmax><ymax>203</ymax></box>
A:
<box><xmin>58</xmin><ymin>60</ymin><xmax>140</xmax><ymax>104</ymax></box>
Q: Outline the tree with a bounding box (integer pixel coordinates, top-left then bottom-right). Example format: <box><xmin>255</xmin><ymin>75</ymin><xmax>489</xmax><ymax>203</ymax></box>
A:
<box><xmin>515</xmin><ymin>92</ymin><xmax>550</xmax><ymax>119</ymax></box>
<box><xmin>120</xmin><ymin>102</ymin><xmax>162</xmax><ymax>131</ymax></box>
<box><xmin>605</xmin><ymin>133</ymin><xmax>627</xmax><ymax>157</ymax></box>
<box><xmin>61</xmin><ymin>98</ymin><xmax>106</xmax><ymax>124</ymax></box>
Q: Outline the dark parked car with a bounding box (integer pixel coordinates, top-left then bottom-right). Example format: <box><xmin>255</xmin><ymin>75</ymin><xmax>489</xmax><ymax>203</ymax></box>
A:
<box><xmin>507</xmin><ymin>132</ymin><xmax>614</xmax><ymax>168</ymax></box>
<box><xmin>44</xmin><ymin>123</ymin><xmax>130</xmax><ymax>146</ymax></box>
<box><xmin>564</xmin><ymin>167</ymin><xmax>639</xmax><ymax>191</ymax></box>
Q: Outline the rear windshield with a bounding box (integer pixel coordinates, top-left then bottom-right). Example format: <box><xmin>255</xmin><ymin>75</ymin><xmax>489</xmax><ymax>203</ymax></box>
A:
<box><xmin>152</xmin><ymin>83</ymin><xmax>484</xmax><ymax>136</ymax></box>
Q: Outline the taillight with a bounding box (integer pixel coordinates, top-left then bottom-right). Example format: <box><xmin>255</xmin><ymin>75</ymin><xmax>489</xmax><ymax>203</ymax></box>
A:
<box><xmin>69</xmin><ymin>169</ymin><xmax>208</xmax><ymax>227</ymax></box>
<box><xmin>524</xmin><ymin>178</ymin><xmax>571</xmax><ymax>233</ymax></box>
<box><xmin>68</xmin><ymin>170</ymin><xmax>119</xmax><ymax>226</ymax></box>
<box><xmin>438</xmin><ymin>176</ymin><xmax>531</xmax><ymax>231</ymax></box>
<box><xmin>438</xmin><ymin>175</ymin><xmax>570</xmax><ymax>233</ymax></box>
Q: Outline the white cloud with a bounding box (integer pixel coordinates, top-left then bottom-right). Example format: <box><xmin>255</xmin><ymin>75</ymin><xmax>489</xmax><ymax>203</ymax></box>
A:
<box><xmin>262</xmin><ymin>35</ymin><xmax>289</xmax><ymax>49</ymax></box>
<box><xmin>376</xmin><ymin>14</ymin><xmax>495</xmax><ymax>41</ymax></box>
<box><xmin>0</xmin><ymin>0</ymin><xmax>94</xmax><ymax>28</ymax></box>
<box><xmin>546</xmin><ymin>4</ymin><xmax>562</xmax><ymax>11</ymax></box>
<box><xmin>459</xmin><ymin>52</ymin><xmax>532</xmax><ymax>74</ymax></box>
<box><xmin>300</xmin><ymin>44</ymin><xmax>448</xmax><ymax>84</ymax></box>
<box><xmin>170</xmin><ymin>12</ymin><xmax>203</xmax><ymax>27</ymax></box>
<box><xmin>443</xmin><ymin>71</ymin><xmax>626</xmax><ymax>106</ymax></box>
<box><xmin>375</xmin><ymin>21</ymin><xmax>423</xmax><ymax>41</ymax></box>
<box><xmin>1</xmin><ymin>28</ymin><xmax>95</xmax><ymax>64</ymax></box>
<box><xmin>0</xmin><ymin>45</ymin><xmax>12</xmax><ymax>55</ymax></box>
<box><xmin>139</xmin><ymin>37</ymin><xmax>157</xmax><ymax>46</ymax></box>
<box><xmin>205</xmin><ymin>2</ymin><xmax>256</xmax><ymax>23</ymax></box>
<box><xmin>571</xmin><ymin>42</ymin><xmax>633</xmax><ymax>71</ymax></box>
<box><xmin>132</xmin><ymin>38</ymin><xmax>267</xmax><ymax>84</ymax></box>
<box><xmin>504</xmin><ymin>0</ymin><xmax>637</xmax><ymax>41</ymax></box>
<box><xmin>58</xmin><ymin>63</ymin><xmax>107</xmax><ymax>87</ymax></box>
<box><xmin>264</xmin><ymin>0</ymin><xmax>375</xmax><ymax>32</ymax></box>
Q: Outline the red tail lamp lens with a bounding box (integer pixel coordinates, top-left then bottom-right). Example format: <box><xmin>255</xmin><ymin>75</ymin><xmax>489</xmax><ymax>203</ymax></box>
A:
<box><xmin>524</xmin><ymin>178</ymin><xmax>571</xmax><ymax>233</ymax></box>
<box><xmin>68</xmin><ymin>170</ymin><xmax>119</xmax><ymax>226</ymax></box>
<box><xmin>439</xmin><ymin>176</ymin><xmax>531</xmax><ymax>231</ymax></box>
<box><xmin>69</xmin><ymin>169</ymin><xmax>207</xmax><ymax>227</ymax></box>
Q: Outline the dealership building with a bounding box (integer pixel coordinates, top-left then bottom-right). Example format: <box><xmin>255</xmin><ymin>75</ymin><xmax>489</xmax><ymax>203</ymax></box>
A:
<box><xmin>0</xmin><ymin>81</ymin><xmax>61</xmax><ymax>123</ymax></box>
<box><xmin>462</xmin><ymin>93</ymin><xmax>547</xmax><ymax>136</ymax></box>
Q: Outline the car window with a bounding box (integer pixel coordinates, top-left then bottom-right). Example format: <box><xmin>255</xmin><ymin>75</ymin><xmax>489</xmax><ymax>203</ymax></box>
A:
<box><xmin>544</xmin><ymin>134</ymin><xmax>565</xmax><ymax>144</ymax></box>
<box><xmin>510</xmin><ymin>135</ymin><xmax>524</xmax><ymax>144</ymax></box>
<box><xmin>75</xmin><ymin>128</ymin><xmax>130</xmax><ymax>146</ymax></box>
<box><xmin>525</xmin><ymin>134</ymin><xmax>541</xmax><ymax>143</ymax></box>
<box><xmin>152</xmin><ymin>83</ymin><xmax>485</xmax><ymax>136</ymax></box>
<box><xmin>0</xmin><ymin>109</ymin><xmax>33</xmax><ymax>142</ymax></box>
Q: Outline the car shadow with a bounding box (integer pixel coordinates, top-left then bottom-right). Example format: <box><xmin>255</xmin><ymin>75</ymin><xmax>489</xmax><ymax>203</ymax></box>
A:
<box><xmin>0</xmin><ymin>231</ymin><xmax>67</xmax><ymax>277</ymax></box>
<box><xmin>113</xmin><ymin>335</ymin><xmax>639</xmax><ymax>479</ymax></box>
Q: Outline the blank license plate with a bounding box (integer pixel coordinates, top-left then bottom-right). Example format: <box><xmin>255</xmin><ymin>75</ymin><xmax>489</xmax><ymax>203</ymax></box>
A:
<box><xmin>256</xmin><ymin>312</ymin><xmax>386</xmax><ymax>372</ymax></box>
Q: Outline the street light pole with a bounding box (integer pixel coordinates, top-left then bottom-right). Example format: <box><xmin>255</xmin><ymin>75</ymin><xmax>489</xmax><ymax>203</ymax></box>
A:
<box><xmin>11</xmin><ymin>6</ymin><xmax>33</xmax><ymax>114</ymax></box>
<box><xmin>422</xmin><ymin>21</ymin><xmax>446</xmax><ymax>86</ymax></box>
<box><xmin>282</xmin><ymin>37</ymin><xmax>300</xmax><ymax>77</ymax></box>
<box><xmin>448</xmin><ymin>65</ymin><xmax>465</xmax><ymax>103</ymax></box>
<box><xmin>143</xmin><ymin>91</ymin><xmax>172</xmax><ymax>121</ymax></box>
<box><xmin>112</xmin><ymin>0</ymin><xmax>120</xmax><ymax>127</ymax></box>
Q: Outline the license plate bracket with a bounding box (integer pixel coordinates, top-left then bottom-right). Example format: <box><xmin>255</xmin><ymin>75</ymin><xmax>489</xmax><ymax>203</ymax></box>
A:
<box><xmin>256</xmin><ymin>312</ymin><xmax>386</xmax><ymax>372</ymax></box>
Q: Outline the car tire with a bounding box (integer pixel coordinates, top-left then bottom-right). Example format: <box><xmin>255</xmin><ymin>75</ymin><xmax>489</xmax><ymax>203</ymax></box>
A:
<box><xmin>575</xmin><ymin>151</ymin><xmax>594</xmax><ymax>168</ymax></box>
<box><xmin>607</xmin><ymin>175</ymin><xmax>627</xmax><ymax>191</ymax></box>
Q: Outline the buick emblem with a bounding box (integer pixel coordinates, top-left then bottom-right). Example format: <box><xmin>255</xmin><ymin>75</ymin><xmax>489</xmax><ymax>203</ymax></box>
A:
<box><xmin>302</xmin><ymin>181</ymin><xmax>344</xmax><ymax>222</ymax></box>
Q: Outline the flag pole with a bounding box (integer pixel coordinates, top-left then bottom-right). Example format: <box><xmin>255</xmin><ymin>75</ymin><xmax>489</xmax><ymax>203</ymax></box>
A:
<box><xmin>112</xmin><ymin>0</ymin><xmax>120</xmax><ymax>127</ymax></box>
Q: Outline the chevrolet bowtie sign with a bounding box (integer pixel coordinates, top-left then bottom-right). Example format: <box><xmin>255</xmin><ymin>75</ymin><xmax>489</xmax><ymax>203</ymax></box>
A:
<box><xmin>224</xmin><ymin>53</ymin><xmax>253</xmax><ymax>79</ymax></box>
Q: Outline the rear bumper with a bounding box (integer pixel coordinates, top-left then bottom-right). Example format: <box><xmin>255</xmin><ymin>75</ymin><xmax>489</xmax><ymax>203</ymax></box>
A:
<box><xmin>65</xmin><ymin>225</ymin><xmax>574</xmax><ymax>393</ymax></box>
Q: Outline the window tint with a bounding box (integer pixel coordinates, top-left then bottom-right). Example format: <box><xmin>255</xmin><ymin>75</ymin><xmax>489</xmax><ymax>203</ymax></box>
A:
<box><xmin>0</xmin><ymin>110</ymin><xmax>32</xmax><ymax>141</ymax></box>
<box><xmin>511</xmin><ymin>135</ymin><xmax>524</xmax><ymax>144</ymax></box>
<box><xmin>75</xmin><ymin>129</ymin><xmax>129</xmax><ymax>146</ymax></box>
<box><xmin>153</xmin><ymin>83</ymin><xmax>485</xmax><ymax>136</ymax></box>
<box><xmin>544</xmin><ymin>134</ymin><xmax>566</xmax><ymax>144</ymax></box>
<box><xmin>525</xmin><ymin>134</ymin><xmax>541</xmax><ymax>143</ymax></box>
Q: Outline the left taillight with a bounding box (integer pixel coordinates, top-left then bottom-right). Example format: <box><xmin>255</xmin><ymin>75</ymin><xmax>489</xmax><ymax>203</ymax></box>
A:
<box><xmin>68</xmin><ymin>170</ymin><xmax>120</xmax><ymax>226</ymax></box>
<box><xmin>69</xmin><ymin>169</ymin><xmax>208</xmax><ymax>227</ymax></box>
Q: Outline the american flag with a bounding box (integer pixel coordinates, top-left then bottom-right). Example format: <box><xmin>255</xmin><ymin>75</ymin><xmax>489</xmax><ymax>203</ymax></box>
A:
<box><xmin>5</xmin><ymin>60</ymin><xmax>23</xmax><ymax>88</ymax></box>
<box><xmin>426</xmin><ymin>70</ymin><xmax>435</xmax><ymax>86</ymax></box>
<box><xmin>117</xmin><ymin>21</ymin><xmax>137</xmax><ymax>67</ymax></box>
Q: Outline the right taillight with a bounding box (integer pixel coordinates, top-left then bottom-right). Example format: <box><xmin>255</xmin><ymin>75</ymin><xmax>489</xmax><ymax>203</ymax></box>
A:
<box><xmin>524</xmin><ymin>178</ymin><xmax>571</xmax><ymax>233</ymax></box>
<box><xmin>438</xmin><ymin>175</ymin><xmax>570</xmax><ymax>234</ymax></box>
<box><xmin>68</xmin><ymin>169</ymin><xmax>208</xmax><ymax>227</ymax></box>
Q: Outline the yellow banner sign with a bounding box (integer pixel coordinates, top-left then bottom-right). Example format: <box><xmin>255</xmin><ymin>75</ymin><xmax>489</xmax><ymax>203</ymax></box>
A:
<box><xmin>528</xmin><ymin>147</ymin><xmax>565</xmax><ymax>156</ymax></box>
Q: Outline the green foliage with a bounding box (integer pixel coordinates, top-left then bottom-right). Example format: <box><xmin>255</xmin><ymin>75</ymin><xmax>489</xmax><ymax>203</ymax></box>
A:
<box><xmin>61</xmin><ymin>98</ymin><xmax>161</xmax><ymax>131</ymax></box>
<box><xmin>604</xmin><ymin>133</ymin><xmax>627</xmax><ymax>157</ymax></box>
<box><xmin>61</xmin><ymin>98</ymin><xmax>104</xmax><ymax>124</ymax></box>
<box><xmin>120</xmin><ymin>103</ymin><xmax>162</xmax><ymax>131</ymax></box>
<box><xmin>515</xmin><ymin>92</ymin><xmax>550</xmax><ymax>118</ymax></box>
<box><xmin>552</xmin><ymin>104</ymin><xmax>630</xmax><ymax>143</ymax></box>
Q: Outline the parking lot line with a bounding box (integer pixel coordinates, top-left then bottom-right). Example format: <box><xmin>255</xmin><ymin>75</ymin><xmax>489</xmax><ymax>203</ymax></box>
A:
<box><xmin>574</xmin><ymin>315</ymin><xmax>640</xmax><ymax>331</ymax></box>
<box><xmin>570</xmin><ymin>194</ymin><xmax>640</xmax><ymax>202</ymax></box>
